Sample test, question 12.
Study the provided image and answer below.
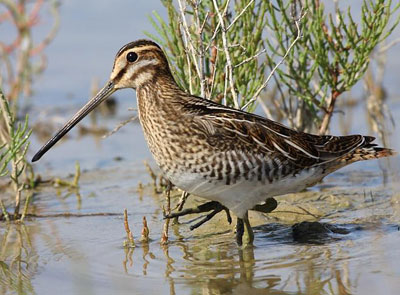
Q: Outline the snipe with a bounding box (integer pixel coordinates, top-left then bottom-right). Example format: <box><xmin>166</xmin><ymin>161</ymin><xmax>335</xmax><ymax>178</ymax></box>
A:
<box><xmin>32</xmin><ymin>40</ymin><xmax>396</xmax><ymax>246</ymax></box>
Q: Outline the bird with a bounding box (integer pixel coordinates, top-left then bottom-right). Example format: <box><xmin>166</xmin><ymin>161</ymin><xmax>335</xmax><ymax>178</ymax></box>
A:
<box><xmin>32</xmin><ymin>39</ymin><xmax>396</xmax><ymax>246</ymax></box>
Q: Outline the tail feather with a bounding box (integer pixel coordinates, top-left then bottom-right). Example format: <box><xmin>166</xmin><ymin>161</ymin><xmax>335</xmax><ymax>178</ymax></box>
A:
<box><xmin>345</xmin><ymin>146</ymin><xmax>396</xmax><ymax>163</ymax></box>
<box><xmin>319</xmin><ymin>136</ymin><xmax>396</xmax><ymax>174</ymax></box>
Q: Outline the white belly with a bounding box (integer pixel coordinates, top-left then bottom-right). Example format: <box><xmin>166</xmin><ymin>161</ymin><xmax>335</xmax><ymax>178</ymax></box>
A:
<box><xmin>165</xmin><ymin>167</ymin><xmax>324</xmax><ymax>218</ymax></box>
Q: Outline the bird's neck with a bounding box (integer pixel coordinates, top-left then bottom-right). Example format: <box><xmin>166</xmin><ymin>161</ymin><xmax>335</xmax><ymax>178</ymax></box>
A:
<box><xmin>136</xmin><ymin>73</ymin><xmax>186</xmax><ymax>122</ymax></box>
<box><xmin>135</xmin><ymin>73</ymin><xmax>188</xmax><ymax>167</ymax></box>
<box><xmin>137</xmin><ymin>72</ymin><xmax>185</xmax><ymax>104</ymax></box>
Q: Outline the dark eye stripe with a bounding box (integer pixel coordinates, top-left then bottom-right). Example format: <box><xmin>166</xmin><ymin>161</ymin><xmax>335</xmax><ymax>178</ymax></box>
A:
<box><xmin>113</xmin><ymin>67</ymin><xmax>127</xmax><ymax>83</ymax></box>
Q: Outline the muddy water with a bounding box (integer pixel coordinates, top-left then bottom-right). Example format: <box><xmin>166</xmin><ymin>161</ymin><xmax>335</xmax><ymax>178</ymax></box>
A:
<box><xmin>2</xmin><ymin>1</ymin><xmax>400</xmax><ymax>294</ymax></box>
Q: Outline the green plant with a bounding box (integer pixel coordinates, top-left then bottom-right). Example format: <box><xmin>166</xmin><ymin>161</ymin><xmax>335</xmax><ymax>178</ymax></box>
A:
<box><xmin>0</xmin><ymin>0</ymin><xmax>60</xmax><ymax>221</ymax></box>
<box><xmin>147</xmin><ymin>0</ymin><xmax>274</xmax><ymax>110</ymax></box>
<box><xmin>147</xmin><ymin>0</ymin><xmax>399</xmax><ymax>133</ymax></box>
<box><xmin>266</xmin><ymin>0</ymin><xmax>400</xmax><ymax>134</ymax></box>
<box><xmin>0</xmin><ymin>88</ymin><xmax>32</xmax><ymax>219</ymax></box>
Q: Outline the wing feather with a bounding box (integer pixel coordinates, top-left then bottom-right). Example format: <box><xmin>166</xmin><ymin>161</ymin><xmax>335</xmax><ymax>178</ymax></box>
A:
<box><xmin>183</xmin><ymin>96</ymin><xmax>372</xmax><ymax>168</ymax></box>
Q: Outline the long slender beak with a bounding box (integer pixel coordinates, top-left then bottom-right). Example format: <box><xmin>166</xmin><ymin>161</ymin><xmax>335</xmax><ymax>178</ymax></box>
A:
<box><xmin>32</xmin><ymin>81</ymin><xmax>116</xmax><ymax>162</ymax></box>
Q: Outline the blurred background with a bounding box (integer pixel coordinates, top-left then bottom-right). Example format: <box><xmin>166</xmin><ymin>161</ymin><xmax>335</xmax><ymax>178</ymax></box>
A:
<box><xmin>1</xmin><ymin>1</ymin><xmax>400</xmax><ymax>294</ymax></box>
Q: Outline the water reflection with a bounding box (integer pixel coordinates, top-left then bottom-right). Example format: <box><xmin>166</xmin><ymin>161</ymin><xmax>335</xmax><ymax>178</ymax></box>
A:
<box><xmin>141</xmin><ymin>241</ymin><xmax>156</xmax><ymax>276</ymax></box>
<box><xmin>55</xmin><ymin>187</ymin><xmax>82</xmax><ymax>210</ymax></box>
<box><xmin>0</xmin><ymin>224</ymin><xmax>38</xmax><ymax>295</ymax></box>
<box><xmin>115</xmin><ymin>219</ymin><xmax>396</xmax><ymax>295</ymax></box>
<box><xmin>165</xmin><ymin>240</ymin><xmax>357</xmax><ymax>295</ymax></box>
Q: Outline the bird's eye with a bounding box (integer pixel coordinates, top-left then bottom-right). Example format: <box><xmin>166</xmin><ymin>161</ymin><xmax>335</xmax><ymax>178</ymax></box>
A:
<box><xmin>127</xmin><ymin>52</ymin><xmax>138</xmax><ymax>62</ymax></box>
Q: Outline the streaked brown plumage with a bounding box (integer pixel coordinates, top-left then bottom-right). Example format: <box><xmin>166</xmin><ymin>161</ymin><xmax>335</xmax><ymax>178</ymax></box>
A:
<box><xmin>32</xmin><ymin>39</ymin><xmax>396</xmax><ymax>246</ymax></box>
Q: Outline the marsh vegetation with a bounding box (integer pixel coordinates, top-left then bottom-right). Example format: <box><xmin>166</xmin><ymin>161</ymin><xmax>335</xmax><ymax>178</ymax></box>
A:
<box><xmin>0</xmin><ymin>1</ymin><xmax>400</xmax><ymax>294</ymax></box>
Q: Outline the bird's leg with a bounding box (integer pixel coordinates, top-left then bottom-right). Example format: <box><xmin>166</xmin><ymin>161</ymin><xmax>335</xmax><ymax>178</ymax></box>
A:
<box><xmin>164</xmin><ymin>200</ymin><xmax>222</xmax><ymax>219</ymax></box>
<box><xmin>164</xmin><ymin>201</ymin><xmax>232</xmax><ymax>230</ymax></box>
<box><xmin>165</xmin><ymin>200</ymin><xmax>231</xmax><ymax>230</ymax></box>
<box><xmin>236</xmin><ymin>212</ymin><xmax>254</xmax><ymax>246</ymax></box>
<box><xmin>224</xmin><ymin>207</ymin><xmax>232</xmax><ymax>224</ymax></box>
<box><xmin>243</xmin><ymin>212</ymin><xmax>254</xmax><ymax>246</ymax></box>
<box><xmin>235</xmin><ymin>198</ymin><xmax>276</xmax><ymax>247</ymax></box>
<box><xmin>190</xmin><ymin>206</ymin><xmax>223</xmax><ymax>230</ymax></box>
<box><xmin>252</xmin><ymin>197</ymin><xmax>277</xmax><ymax>214</ymax></box>
<box><xmin>236</xmin><ymin>218</ymin><xmax>244</xmax><ymax>246</ymax></box>
<box><xmin>187</xmin><ymin>205</ymin><xmax>232</xmax><ymax>230</ymax></box>
<box><xmin>166</xmin><ymin>201</ymin><xmax>231</xmax><ymax>229</ymax></box>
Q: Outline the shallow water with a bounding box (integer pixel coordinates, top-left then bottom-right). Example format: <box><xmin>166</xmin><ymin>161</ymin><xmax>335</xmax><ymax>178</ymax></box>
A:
<box><xmin>2</xmin><ymin>1</ymin><xmax>400</xmax><ymax>295</ymax></box>
<box><xmin>2</xmin><ymin>164</ymin><xmax>400</xmax><ymax>295</ymax></box>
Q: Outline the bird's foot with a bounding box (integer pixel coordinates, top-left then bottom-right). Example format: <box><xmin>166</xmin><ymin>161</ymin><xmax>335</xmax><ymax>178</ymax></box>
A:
<box><xmin>164</xmin><ymin>201</ymin><xmax>232</xmax><ymax>230</ymax></box>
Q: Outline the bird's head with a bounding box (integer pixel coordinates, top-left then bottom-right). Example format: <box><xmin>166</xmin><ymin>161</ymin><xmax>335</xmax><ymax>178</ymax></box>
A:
<box><xmin>32</xmin><ymin>39</ymin><xmax>171</xmax><ymax>162</ymax></box>
<box><xmin>110</xmin><ymin>39</ymin><xmax>172</xmax><ymax>89</ymax></box>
